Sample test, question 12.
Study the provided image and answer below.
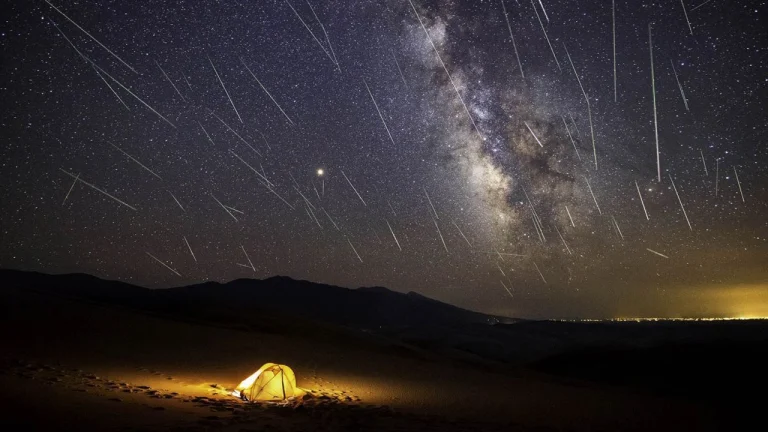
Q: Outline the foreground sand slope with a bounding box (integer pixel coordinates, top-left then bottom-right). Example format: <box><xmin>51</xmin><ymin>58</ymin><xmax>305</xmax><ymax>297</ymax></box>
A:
<box><xmin>0</xmin><ymin>287</ymin><xmax>713</xmax><ymax>431</ymax></box>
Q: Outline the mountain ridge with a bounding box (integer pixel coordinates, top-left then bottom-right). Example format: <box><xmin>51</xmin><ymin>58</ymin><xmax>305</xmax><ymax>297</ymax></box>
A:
<box><xmin>0</xmin><ymin>268</ymin><xmax>509</xmax><ymax>328</ymax></box>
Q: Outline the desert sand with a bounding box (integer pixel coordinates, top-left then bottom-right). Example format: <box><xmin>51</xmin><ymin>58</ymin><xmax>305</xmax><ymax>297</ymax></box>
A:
<box><xmin>1</xmin><ymin>284</ymin><xmax>719</xmax><ymax>431</ymax></box>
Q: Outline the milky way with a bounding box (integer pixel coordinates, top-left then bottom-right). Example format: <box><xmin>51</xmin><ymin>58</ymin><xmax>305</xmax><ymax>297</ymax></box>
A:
<box><xmin>1</xmin><ymin>0</ymin><xmax>766</xmax><ymax>318</ymax></box>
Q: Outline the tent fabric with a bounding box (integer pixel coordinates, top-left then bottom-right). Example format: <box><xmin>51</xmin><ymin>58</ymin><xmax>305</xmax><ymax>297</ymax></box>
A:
<box><xmin>235</xmin><ymin>363</ymin><xmax>298</xmax><ymax>401</ymax></box>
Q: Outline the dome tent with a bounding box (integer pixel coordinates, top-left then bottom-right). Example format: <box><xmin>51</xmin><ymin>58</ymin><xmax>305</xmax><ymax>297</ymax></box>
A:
<box><xmin>233</xmin><ymin>363</ymin><xmax>299</xmax><ymax>401</ymax></box>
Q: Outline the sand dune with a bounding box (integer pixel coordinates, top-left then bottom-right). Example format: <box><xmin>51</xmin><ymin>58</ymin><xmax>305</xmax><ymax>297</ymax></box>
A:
<box><xmin>1</xmin><ymin>280</ymin><xmax>720</xmax><ymax>431</ymax></box>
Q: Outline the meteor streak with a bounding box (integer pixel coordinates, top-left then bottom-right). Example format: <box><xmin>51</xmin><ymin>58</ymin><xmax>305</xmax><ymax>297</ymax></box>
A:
<box><xmin>392</xmin><ymin>51</ymin><xmax>408</xmax><ymax>86</ymax></box>
<box><xmin>207</xmin><ymin>55</ymin><xmax>242</xmax><ymax>123</ymax></box>
<box><xmin>565</xmin><ymin>205</ymin><xmax>575</xmax><ymax>227</ymax></box>
<box><xmin>646</xmin><ymin>248</ymin><xmax>669</xmax><ymax>259</ymax></box>
<box><xmin>59</xmin><ymin>169</ymin><xmax>136</xmax><ymax>211</ymax></box>
<box><xmin>680</xmin><ymin>0</ymin><xmax>694</xmax><ymax>35</ymax></box>
<box><xmin>211</xmin><ymin>193</ymin><xmax>238</xmax><ymax>222</ymax></box>
<box><xmin>612</xmin><ymin>0</ymin><xmax>617</xmax><ymax>102</ymax></box>
<box><xmin>110</xmin><ymin>143</ymin><xmax>162</xmax><ymax>180</ymax></box>
<box><xmin>500</xmin><ymin>0</ymin><xmax>524</xmax><ymax>79</ymax></box>
<box><xmin>669</xmin><ymin>174</ymin><xmax>692</xmax><ymax>231</ymax></box>
<box><xmin>554</xmin><ymin>225</ymin><xmax>572</xmax><ymax>255</ymax></box>
<box><xmin>670</xmin><ymin>59</ymin><xmax>689</xmax><ymax>111</ymax></box>
<box><xmin>584</xmin><ymin>176</ymin><xmax>602</xmax><ymax>215</ymax></box>
<box><xmin>635</xmin><ymin>180</ymin><xmax>650</xmax><ymax>220</ymax></box>
<box><xmin>240</xmin><ymin>57</ymin><xmax>295</xmax><ymax>126</ymax></box>
<box><xmin>452</xmin><ymin>220</ymin><xmax>472</xmax><ymax>247</ymax></box>
<box><xmin>363</xmin><ymin>78</ymin><xmax>396</xmax><ymax>146</ymax></box>
<box><xmin>500</xmin><ymin>280</ymin><xmax>514</xmax><ymax>298</ymax></box>
<box><xmin>564</xmin><ymin>44</ymin><xmax>597</xmax><ymax>169</ymax></box>
<box><xmin>155</xmin><ymin>60</ymin><xmax>186</xmax><ymax>103</ymax></box>
<box><xmin>44</xmin><ymin>0</ymin><xmax>138</xmax><ymax>74</ymax></box>
<box><xmin>241</xmin><ymin>245</ymin><xmax>255</xmax><ymax>271</ymax></box>
<box><xmin>347</xmin><ymin>238</ymin><xmax>363</xmax><ymax>262</ymax></box>
<box><xmin>62</xmin><ymin>172</ymin><xmax>80</xmax><ymax>205</ymax></box>
<box><xmin>168</xmin><ymin>191</ymin><xmax>185</xmax><ymax>212</ymax></box>
<box><xmin>341</xmin><ymin>170</ymin><xmax>366</xmax><ymax>206</ymax></box>
<box><xmin>424</xmin><ymin>187</ymin><xmax>439</xmax><ymax>219</ymax></box>
<box><xmin>284</xmin><ymin>0</ymin><xmax>338</xmax><ymax>67</ymax></box>
<box><xmin>531</xmin><ymin>0</ymin><xmax>560</xmax><ymax>71</ymax></box>
<box><xmin>562</xmin><ymin>115</ymin><xmax>581</xmax><ymax>160</ymax></box>
<box><xmin>733</xmin><ymin>166</ymin><xmax>745</xmax><ymax>202</ymax></box>
<box><xmin>612</xmin><ymin>216</ymin><xmax>625</xmax><ymax>240</ymax></box>
<box><xmin>533</xmin><ymin>262</ymin><xmax>547</xmax><ymax>284</ymax></box>
<box><xmin>183</xmin><ymin>236</ymin><xmax>197</xmax><ymax>262</ymax></box>
<box><xmin>385</xmin><ymin>219</ymin><xmax>402</xmax><ymax>251</ymax></box>
<box><xmin>649</xmin><ymin>24</ymin><xmax>660</xmax><ymax>181</ymax></box>
<box><xmin>146</xmin><ymin>252</ymin><xmax>182</xmax><ymax>277</ymax></box>
<box><xmin>433</xmin><ymin>218</ymin><xmax>449</xmax><ymax>254</ymax></box>
<box><xmin>524</xmin><ymin>121</ymin><xmax>544</xmax><ymax>147</ymax></box>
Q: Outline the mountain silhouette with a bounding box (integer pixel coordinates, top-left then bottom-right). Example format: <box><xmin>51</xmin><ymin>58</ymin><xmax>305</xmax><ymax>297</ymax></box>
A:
<box><xmin>0</xmin><ymin>269</ymin><xmax>501</xmax><ymax>329</ymax></box>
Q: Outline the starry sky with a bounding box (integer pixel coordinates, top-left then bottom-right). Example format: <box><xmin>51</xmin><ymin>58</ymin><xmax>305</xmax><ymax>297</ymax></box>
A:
<box><xmin>1</xmin><ymin>0</ymin><xmax>766</xmax><ymax>319</ymax></box>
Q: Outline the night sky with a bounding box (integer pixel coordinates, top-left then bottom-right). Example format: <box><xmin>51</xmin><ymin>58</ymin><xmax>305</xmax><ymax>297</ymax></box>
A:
<box><xmin>1</xmin><ymin>0</ymin><xmax>766</xmax><ymax>319</ymax></box>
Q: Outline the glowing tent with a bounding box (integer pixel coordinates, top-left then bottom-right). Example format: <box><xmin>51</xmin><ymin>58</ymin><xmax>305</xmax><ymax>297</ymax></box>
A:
<box><xmin>232</xmin><ymin>363</ymin><xmax>298</xmax><ymax>401</ymax></box>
